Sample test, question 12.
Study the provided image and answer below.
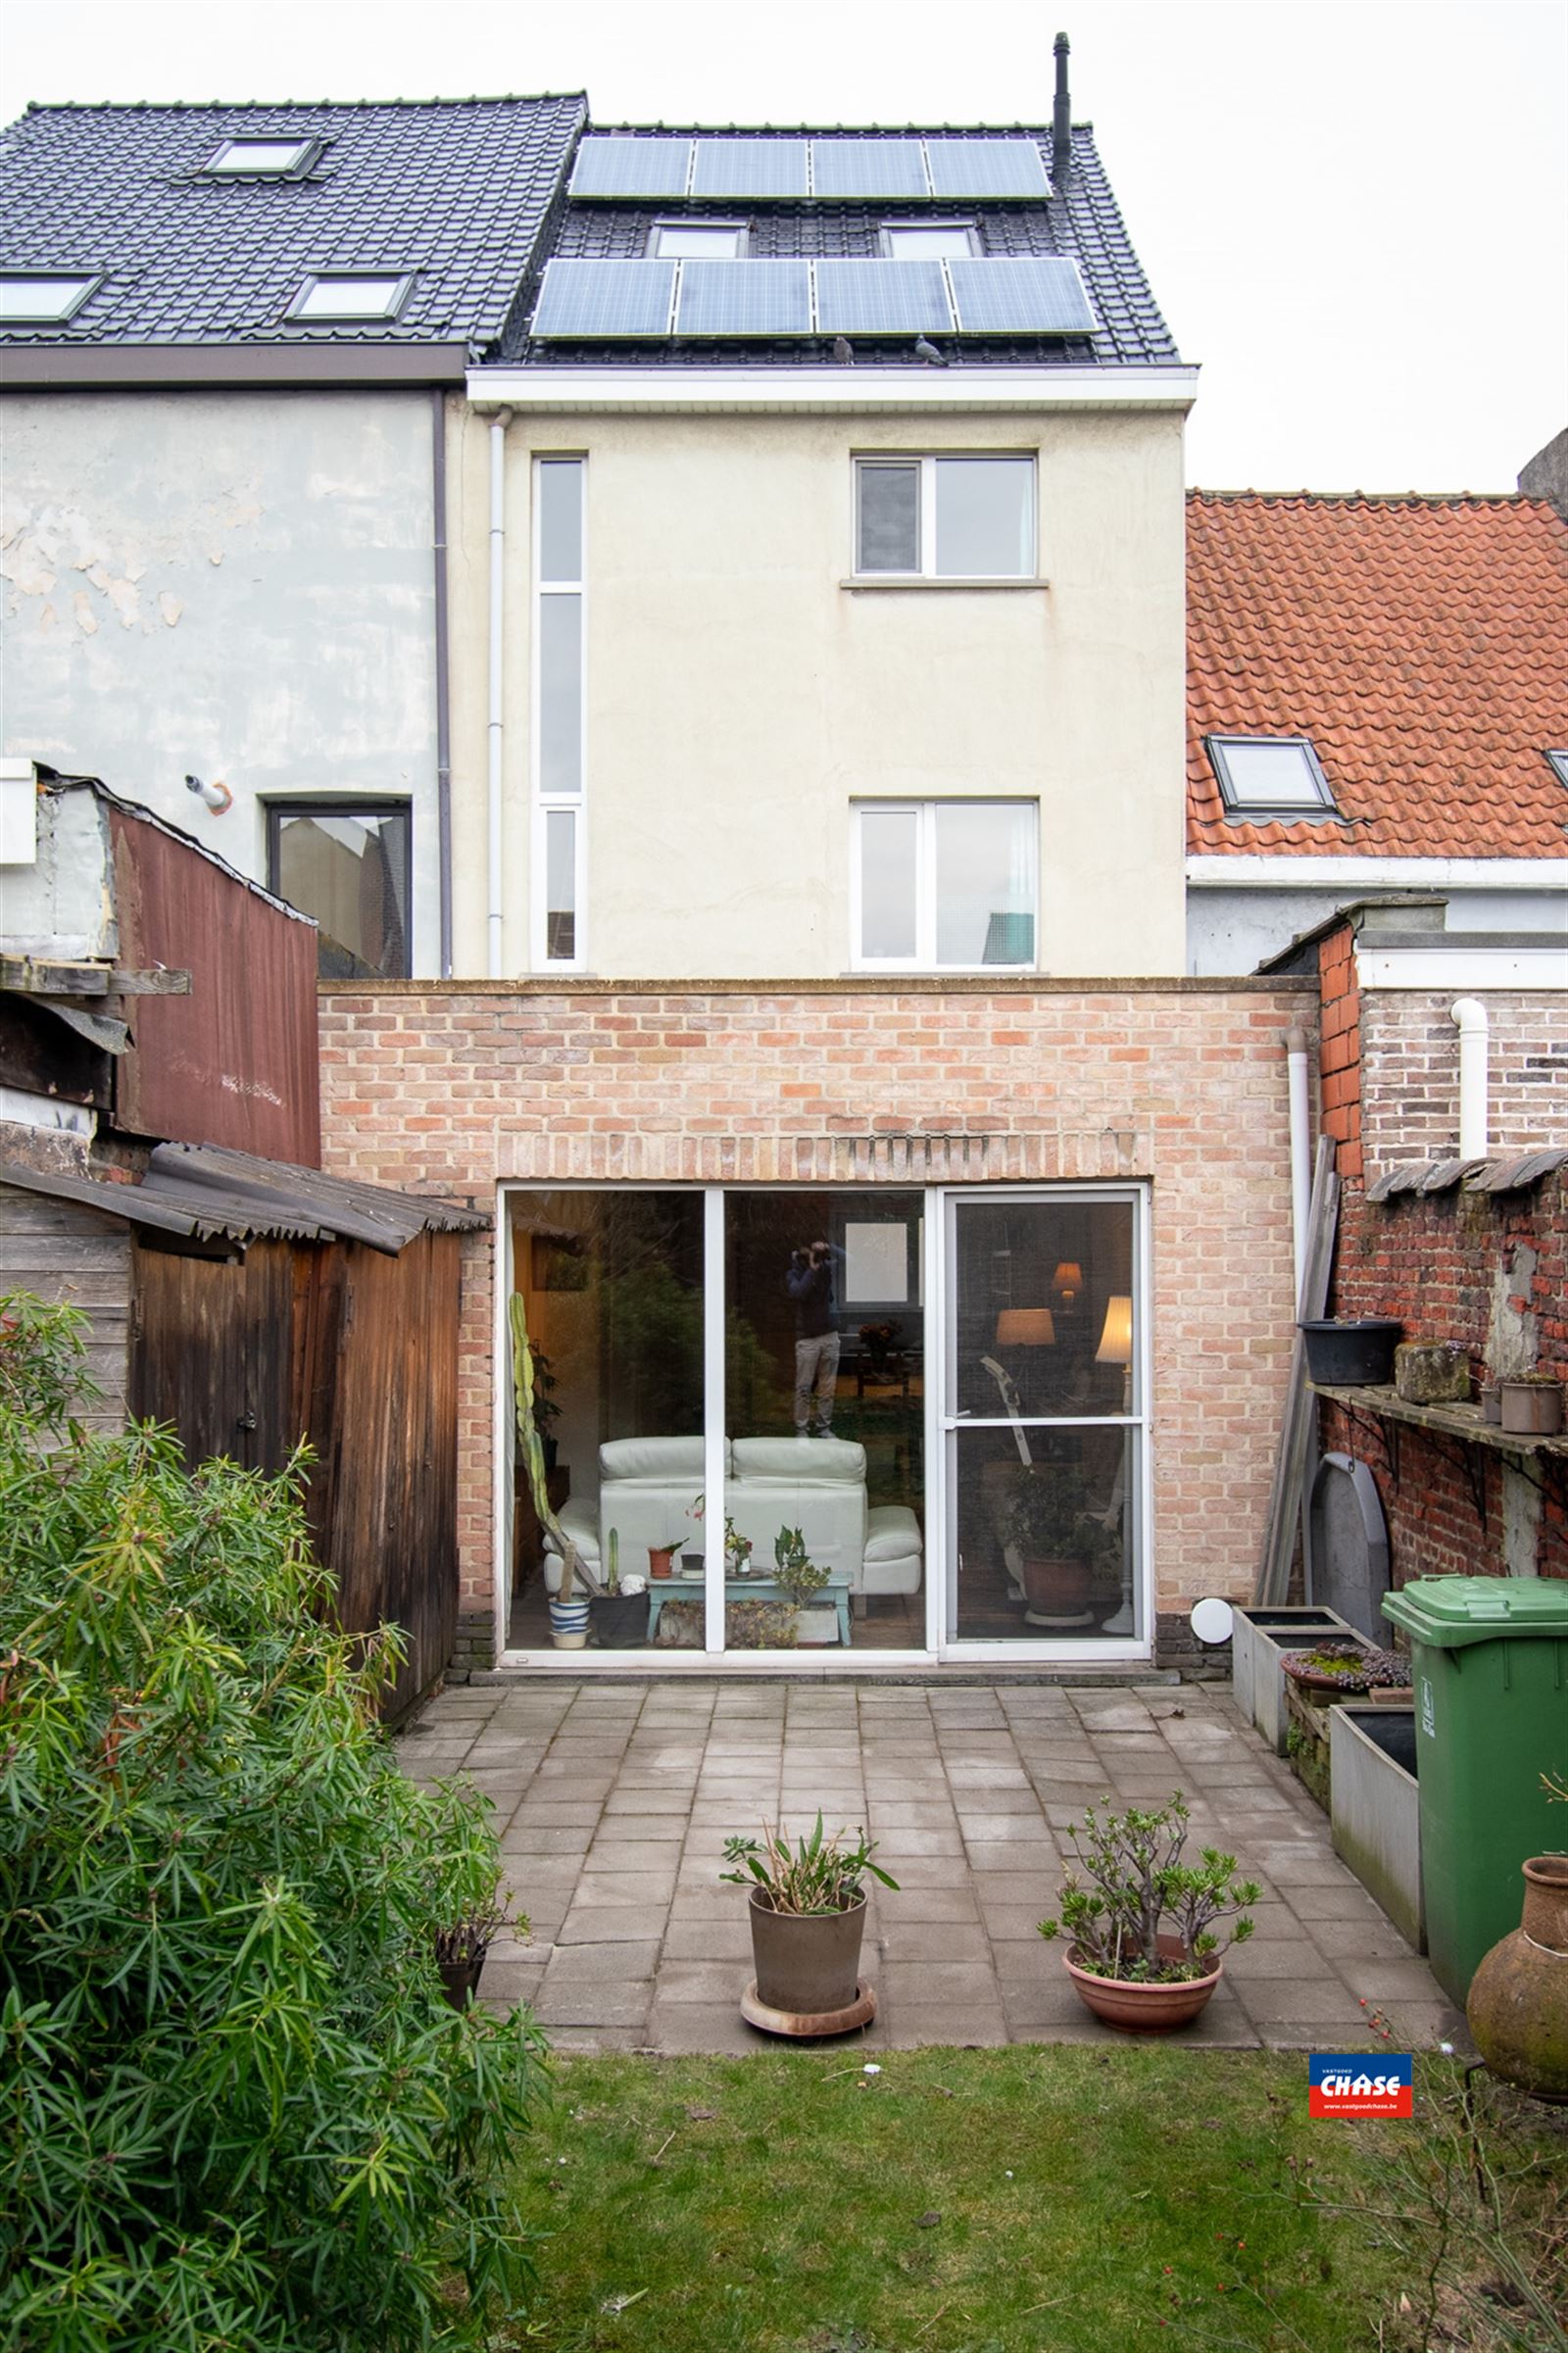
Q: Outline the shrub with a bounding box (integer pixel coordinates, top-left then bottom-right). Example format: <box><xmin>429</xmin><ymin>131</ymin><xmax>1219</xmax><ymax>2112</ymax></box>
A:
<box><xmin>0</xmin><ymin>1296</ymin><xmax>548</xmax><ymax>2351</ymax></box>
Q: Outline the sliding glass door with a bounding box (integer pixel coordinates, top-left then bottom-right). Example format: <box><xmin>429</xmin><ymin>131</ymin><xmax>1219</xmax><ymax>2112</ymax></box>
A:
<box><xmin>942</xmin><ymin>1191</ymin><xmax>1146</xmax><ymax>1650</ymax></box>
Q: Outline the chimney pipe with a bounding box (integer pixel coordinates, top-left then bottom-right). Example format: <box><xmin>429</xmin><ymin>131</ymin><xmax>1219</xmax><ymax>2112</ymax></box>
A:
<box><xmin>1052</xmin><ymin>31</ymin><xmax>1072</xmax><ymax>183</ymax></box>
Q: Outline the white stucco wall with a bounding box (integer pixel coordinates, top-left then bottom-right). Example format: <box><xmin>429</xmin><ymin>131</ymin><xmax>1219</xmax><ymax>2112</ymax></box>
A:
<box><xmin>446</xmin><ymin>399</ymin><xmax>1189</xmax><ymax>979</ymax></box>
<box><xmin>1</xmin><ymin>388</ymin><xmax>441</xmax><ymax>974</ymax></box>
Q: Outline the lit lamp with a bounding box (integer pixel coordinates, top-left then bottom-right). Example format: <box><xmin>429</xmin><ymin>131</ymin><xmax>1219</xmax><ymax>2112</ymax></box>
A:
<box><xmin>1096</xmin><ymin>1294</ymin><xmax>1134</xmax><ymax>1409</ymax></box>
<box><xmin>995</xmin><ymin>1307</ymin><xmax>1055</xmax><ymax>1348</ymax></box>
<box><xmin>1051</xmin><ymin>1260</ymin><xmax>1083</xmax><ymax>1308</ymax></box>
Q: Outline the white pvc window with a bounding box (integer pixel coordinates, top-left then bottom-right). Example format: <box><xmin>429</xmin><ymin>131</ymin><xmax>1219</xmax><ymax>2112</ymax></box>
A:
<box><xmin>206</xmin><ymin>138</ymin><xmax>315</xmax><ymax>174</ymax></box>
<box><xmin>291</xmin><ymin>274</ymin><xmax>410</xmax><ymax>320</ymax></box>
<box><xmin>1545</xmin><ymin>750</ymin><xmax>1568</xmax><ymax>789</ymax></box>
<box><xmin>855</xmin><ymin>455</ymin><xmax>1035</xmax><ymax>577</ymax></box>
<box><xmin>880</xmin><ymin>222</ymin><xmax>977</xmax><ymax>258</ymax></box>
<box><xmin>533</xmin><ymin>458</ymin><xmax>586</xmax><ymax>967</ymax></box>
<box><xmin>0</xmin><ymin>275</ymin><xmax>96</xmax><ymax>321</ymax></box>
<box><xmin>854</xmin><ymin>800</ymin><xmax>1037</xmax><ymax>969</ymax></box>
<box><xmin>650</xmin><ymin>221</ymin><xmax>747</xmax><ymax>258</ymax></box>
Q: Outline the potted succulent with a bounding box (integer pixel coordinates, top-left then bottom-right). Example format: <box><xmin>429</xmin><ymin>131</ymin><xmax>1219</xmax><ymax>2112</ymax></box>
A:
<box><xmin>1038</xmin><ymin>1792</ymin><xmax>1258</xmax><ymax>2033</ymax></box>
<box><xmin>1003</xmin><ymin>1464</ymin><xmax>1117</xmax><ymax>1625</ymax></box>
<box><xmin>722</xmin><ymin>1813</ymin><xmax>899</xmax><ymax>2036</ymax></box>
<box><xmin>426</xmin><ymin>1779</ymin><xmax>524</xmax><ymax>2010</ymax></box>
<box><xmin>689</xmin><ymin>1491</ymin><xmax>754</xmax><ymax>1575</ymax></box>
<box><xmin>589</xmin><ymin>1530</ymin><xmax>650</xmax><ymax>1647</ymax></box>
<box><xmin>1281</xmin><ymin>1642</ymin><xmax>1411</xmax><ymax>1699</ymax></box>
<box><xmin>510</xmin><ymin>1295</ymin><xmax>600</xmax><ymax>1645</ymax></box>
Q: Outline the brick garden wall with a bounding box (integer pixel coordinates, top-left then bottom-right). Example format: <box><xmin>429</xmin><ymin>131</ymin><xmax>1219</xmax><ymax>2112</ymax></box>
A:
<box><xmin>1323</xmin><ymin>1171</ymin><xmax>1568</xmax><ymax>1580</ymax></box>
<box><xmin>1360</xmin><ymin>993</ymin><xmax>1567</xmax><ymax>1175</ymax></box>
<box><xmin>317</xmin><ymin>977</ymin><xmax>1313</xmax><ymax>1663</ymax></box>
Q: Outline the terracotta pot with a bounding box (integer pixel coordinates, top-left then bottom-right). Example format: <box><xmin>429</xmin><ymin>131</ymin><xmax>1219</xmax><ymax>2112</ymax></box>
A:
<box><xmin>749</xmin><ymin>1890</ymin><xmax>866</xmax><ymax>2015</ymax></box>
<box><xmin>649</xmin><ymin>1545</ymin><xmax>677</xmax><ymax>1579</ymax></box>
<box><xmin>1064</xmin><ymin>1932</ymin><xmax>1223</xmax><ymax>2034</ymax></box>
<box><xmin>1498</xmin><ymin>1381</ymin><xmax>1564</xmax><ymax>1438</ymax></box>
<box><xmin>1467</xmin><ymin>1855</ymin><xmax>1568</xmax><ymax>2104</ymax></box>
<box><xmin>1020</xmin><ymin>1553</ymin><xmax>1094</xmax><ymax>1619</ymax></box>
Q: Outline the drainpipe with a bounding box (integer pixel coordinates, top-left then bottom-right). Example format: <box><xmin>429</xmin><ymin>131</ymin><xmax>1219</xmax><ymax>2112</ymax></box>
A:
<box><xmin>1285</xmin><ymin>1025</ymin><xmax>1312</xmax><ymax>1310</ymax></box>
<box><xmin>431</xmin><ymin>388</ymin><xmax>453</xmax><ymax>979</ymax></box>
<box><xmin>1450</xmin><ymin>997</ymin><xmax>1490</xmax><ymax>1158</ymax></box>
<box><xmin>486</xmin><ymin>408</ymin><xmax>514</xmax><ymax>980</ymax></box>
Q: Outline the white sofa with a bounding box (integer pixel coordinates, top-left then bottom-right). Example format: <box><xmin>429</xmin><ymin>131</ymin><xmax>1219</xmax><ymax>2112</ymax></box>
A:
<box><xmin>545</xmin><ymin>1434</ymin><xmax>921</xmax><ymax>1601</ymax></box>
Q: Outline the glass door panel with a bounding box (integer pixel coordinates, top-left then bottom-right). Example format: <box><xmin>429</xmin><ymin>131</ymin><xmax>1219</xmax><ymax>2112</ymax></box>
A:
<box><xmin>724</xmin><ymin>1191</ymin><xmax>926</xmax><ymax>1653</ymax></box>
<box><xmin>945</xmin><ymin>1193</ymin><xmax>1142</xmax><ymax>1645</ymax></box>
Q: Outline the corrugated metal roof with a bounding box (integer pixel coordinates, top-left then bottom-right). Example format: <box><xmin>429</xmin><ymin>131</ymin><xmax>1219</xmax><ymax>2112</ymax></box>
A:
<box><xmin>0</xmin><ymin>1143</ymin><xmax>488</xmax><ymax>1252</ymax></box>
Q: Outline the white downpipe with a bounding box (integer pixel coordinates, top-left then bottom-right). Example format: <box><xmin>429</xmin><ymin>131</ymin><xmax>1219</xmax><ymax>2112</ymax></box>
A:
<box><xmin>1285</xmin><ymin>1025</ymin><xmax>1312</xmax><ymax>1311</ymax></box>
<box><xmin>1450</xmin><ymin>997</ymin><xmax>1490</xmax><ymax>1158</ymax></box>
<box><xmin>486</xmin><ymin>411</ymin><xmax>511</xmax><ymax>978</ymax></box>
<box><xmin>703</xmin><ymin>1188</ymin><xmax>726</xmax><ymax>1655</ymax></box>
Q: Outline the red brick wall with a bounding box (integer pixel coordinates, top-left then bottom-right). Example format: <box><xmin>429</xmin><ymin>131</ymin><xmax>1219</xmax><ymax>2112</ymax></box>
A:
<box><xmin>317</xmin><ymin>978</ymin><xmax>1313</xmax><ymax>1649</ymax></box>
<box><xmin>1317</xmin><ymin>923</ymin><xmax>1363</xmax><ymax>1182</ymax></box>
<box><xmin>1325</xmin><ymin>1172</ymin><xmax>1568</xmax><ymax>1580</ymax></box>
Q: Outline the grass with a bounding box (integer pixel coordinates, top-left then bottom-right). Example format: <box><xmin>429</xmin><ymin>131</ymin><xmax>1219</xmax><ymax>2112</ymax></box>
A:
<box><xmin>502</xmin><ymin>2046</ymin><xmax>1567</xmax><ymax>2353</ymax></box>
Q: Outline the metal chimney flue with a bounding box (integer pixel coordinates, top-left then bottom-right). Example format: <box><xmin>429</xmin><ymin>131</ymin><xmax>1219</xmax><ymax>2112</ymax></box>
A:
<box><xmin>1052</xmin><ymin>31</ymin><xmax>1072</xmax><ymax>183</ymax></box>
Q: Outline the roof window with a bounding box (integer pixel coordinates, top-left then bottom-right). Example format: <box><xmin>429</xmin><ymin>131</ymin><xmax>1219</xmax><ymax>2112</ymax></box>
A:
<box><xmin>1206</xmin><ymin>734</ymin><xmax>1338</xmax><ymax>816</ymax></box>
<box><xmin>290</xmin><ymin>273</ymin><xmax>412</xmax><ymax>321</ymax></box>
<box><xmin>1545</xmin><ymin>750</ymin><xmax>1568</xmax><ymax>788</ymax></box>
<box><xmin>649</xmin><ymin>221</ymin><xmax>748</xmax><ymax>259</ymax></box>
<box><xmin>0</xmin><ymin>273</ymin><xmax>97</xmax><ymax>322</ymax></box>
<box><xmin>881</xmin><ymin>222</ymin><xmax>979</xmax><ymax>259</ymax></box>
<box><xmin>205</xmin><ymin>137</ymin><xmax>317</xmax><ymax>176</ymax></box>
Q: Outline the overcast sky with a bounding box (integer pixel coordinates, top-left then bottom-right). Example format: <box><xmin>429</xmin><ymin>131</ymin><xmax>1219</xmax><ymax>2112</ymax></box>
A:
<box><xmin>5</xmin><ymin>0</ymin><xmax>1564</xmax><ymax>492</ymax></box>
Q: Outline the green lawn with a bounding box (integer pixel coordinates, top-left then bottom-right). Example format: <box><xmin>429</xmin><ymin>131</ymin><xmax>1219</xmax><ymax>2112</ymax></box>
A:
<box><xmin>505</xmin><ymin>2047</ymin><xmax>1566</xmax><ymax>2353</ymax></box>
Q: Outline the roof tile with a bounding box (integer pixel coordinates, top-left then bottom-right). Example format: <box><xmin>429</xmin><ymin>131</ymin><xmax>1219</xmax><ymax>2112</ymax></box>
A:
<box><xmin>1186</xmin><ymin>492</ymin><xmax>1568</xmax><ymax>859</ymax></box>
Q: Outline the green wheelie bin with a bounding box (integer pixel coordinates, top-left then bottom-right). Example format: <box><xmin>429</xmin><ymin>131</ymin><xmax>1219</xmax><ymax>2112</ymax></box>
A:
<box><xmin>1381</xmin><ymin>1576</ymin><xmax>1568</xmax><ymax>2007</ymax></box>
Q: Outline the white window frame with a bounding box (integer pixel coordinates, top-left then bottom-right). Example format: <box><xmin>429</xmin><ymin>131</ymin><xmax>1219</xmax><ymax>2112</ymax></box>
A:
<box><xmin>289</xmin><ymin>272</ymin><xmax>412</xmax><ymax>321</ymax></box>
<box><xmin>878</xmin><ymin>221</ymin><xmax>979</xmax><ymax>258</ymax></box>
<box><xmin>853</xmin><ymin>453</ymin><xmax>1037</xmax><ymax>580</ymax></box>
<box><xmin>851</xmin><ymin>798</ymin><xmax>1039</xmax><ymax>973</ymax></box>
<box><xmin>204</xmin><ymin>137</ymin><xmax>318</xmax><ymax>176</ymax></box>
<box><xmin>0</xmin><ymin>273</ymin><xmax>98</xmax><ymax>322</ymax></box>
<box><xmin>648</xmin><ymin>220</ymin><xmax>749</xmax><ymax>259</ymax></box>
<box><xmin>531</xmin><ymin>455</ymin><xmax>588</xmax><ymax>971</ymax></box>
<box><xmin>1545</xmin><ymin>750</ymin><xmax>1568</xmax><ymax>789</ymax></box>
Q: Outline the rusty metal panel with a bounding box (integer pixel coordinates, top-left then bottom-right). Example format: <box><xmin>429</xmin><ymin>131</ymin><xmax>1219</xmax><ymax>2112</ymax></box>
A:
<box><xmin>109</xmin><ymin>805</ymin><xmax>320</xmax><ymax>1164</ymax></box>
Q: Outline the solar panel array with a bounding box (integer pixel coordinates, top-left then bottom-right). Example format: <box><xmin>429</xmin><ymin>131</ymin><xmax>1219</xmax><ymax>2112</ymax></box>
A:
<box><xmin>568</xmin><ymin>134</ymin><xmax>1052</xmax><ymax>202</ymax></box>
<box><xmin>530</xmin><ymin>255</ymin><xmax>1097</xmax><ymax>340</ymax></box>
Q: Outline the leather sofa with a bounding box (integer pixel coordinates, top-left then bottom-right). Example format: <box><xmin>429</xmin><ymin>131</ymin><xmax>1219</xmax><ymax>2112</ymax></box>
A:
<box><xmin>545</xmin><ymin>1433</ymin><xmax>921</xmax><ymax>1601</ymax></box>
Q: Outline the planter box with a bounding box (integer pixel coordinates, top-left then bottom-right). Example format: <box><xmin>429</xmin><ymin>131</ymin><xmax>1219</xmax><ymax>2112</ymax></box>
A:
<box><xmin>1299</xmin><ymin>1318</ymin><xmax>1402</xmax><ymax>1386</ymax></box>
<box><xmin>1254</xmin><ymin>1619</ymin><xmax>1371</xmax><ymax>1755</ymax></box>
<box><xmin>1330</xmin><ymin>1704</ymin><xmax>1424</xmax><ymax>1952</ymax></box>
<box><xmin>1232</xmin><ymin>1607</ymin><xmax>1358</xmax><ymax>1747</ymax></box>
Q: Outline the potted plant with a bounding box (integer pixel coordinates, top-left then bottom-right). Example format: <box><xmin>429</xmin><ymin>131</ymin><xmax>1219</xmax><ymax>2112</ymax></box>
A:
<box><xmin>510</xmin><ymin>1295</ymin><xmax>600</xmax><ymax>1645</ymax></box>
<box><xmin>527</xmin><ymin>1342</ymin><xmax>563</xmax><ymax>1472</ymax></box>
<box><xmin>722</xmin><ymin>1813</ymin><xmax>899</xmax><ymax>2036</ymax></box>
<box><xmin>425</xmin><ymin>1779</ymin><xmax>525</xmax><ymax>2010</ymax></box>
<box><xmin>589</xmin><ymin>1530</ymin><xmax>649</xmax><ymax>1647</ymax></box>
<box><xmin>1281</xmin><ymin>1642</ymin><xmax>1411</xmax><ymax>1699</ymax></box>
<box><xmin>1003</xmin><ymin>1464</ymin><xmax>1117</xmax><ymax>1625</ymax></box>
<box><xmin>1038</xmin><ymin>1792</ymin><xmax>1259</xmax><ymax>2033</ymax></box>
<box><xmin>689</xmin><ymin>1490</ymin><xmax>754</xmax><ymax>1576</ymax></box>
<box><xmin>772</xmin><ymin>1523</ymin><xmax>829</xmax><ymax>1608</ymax></box>
<box><xmin>1298</xmin><ymin>1317</ymin><xmax>1403</xmax><ymax>1386</ymax></box>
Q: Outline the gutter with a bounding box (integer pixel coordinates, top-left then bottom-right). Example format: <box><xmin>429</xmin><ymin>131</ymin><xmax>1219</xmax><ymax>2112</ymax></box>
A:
<box><xmin>1</xmin><ymin>342</ymin><xmax>472</xmax><ymax>388</ymax></box>
<box><xmin>466</xmin><ymin>362</ymin><xmax>1200</xmax><ymax>416</ymax></box>
<box><xmin>1188</xmin><ymin>855</ymin><xmax>1568</xmax><ymax>891</ymax></box>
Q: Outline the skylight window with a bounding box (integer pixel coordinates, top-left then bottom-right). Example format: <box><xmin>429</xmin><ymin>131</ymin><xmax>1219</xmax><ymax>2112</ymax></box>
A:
<box><xmin>649</xmin><ymin>221</ymin><xmax>747</xmax><ymax>259</ymax></box>
<box><xmin>1206</xmin><ymin>735</ymin><xmax>1338</xmax><ymax>815</ymax></box>
<box><xmin>0</xmin><ymin>274</ymin><xmax>97</xmax><ymax>322</ymax></box>
<box><xmin>1545</xmin><ymin>750</ymin><xmax>1568</xmax><ymax>788</ymax></box>
<box><xmin>290</xmin><ymin>273</ymin><xmax>411</xmax><ymax>321</ymax></box>
<box><xmin>881</xmin><ymin>222</ymin><xmax>978</xmax><ymax>259</ymax></box>
<box><xmin>206</xmin><ymin>138</ymin><xmax>316</xmax><ymax>175</ymax></box>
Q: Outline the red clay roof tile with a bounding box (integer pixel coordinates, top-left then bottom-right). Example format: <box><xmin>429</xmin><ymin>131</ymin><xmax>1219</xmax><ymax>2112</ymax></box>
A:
<box><xmin>1186</xmin><ymin>491</ymin><xmax>1568</xmax><ymax>858</ymax></box>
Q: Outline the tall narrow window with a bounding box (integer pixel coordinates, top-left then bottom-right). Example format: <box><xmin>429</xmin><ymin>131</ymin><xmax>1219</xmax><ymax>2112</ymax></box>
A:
<box><xmin>534</xmin><ymin>459</ymin><xmax>585</xmax><ymax>965</ymax></box>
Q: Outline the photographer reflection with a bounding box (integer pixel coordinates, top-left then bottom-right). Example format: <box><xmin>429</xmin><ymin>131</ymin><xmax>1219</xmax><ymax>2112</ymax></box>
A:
<box><xmin>786</xmin><ymin>1237</ymin><xmax>843</xmax><ymax>1436</ymax></box>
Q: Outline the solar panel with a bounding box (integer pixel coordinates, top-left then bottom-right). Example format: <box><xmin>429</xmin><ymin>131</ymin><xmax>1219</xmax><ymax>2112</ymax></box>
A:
<box><xmin>675</xmin><ymin>259</ymin><xmax>812</xmax><ymax>335</ymax></box>
<box><xmin>814</xmin><ymin>260</ymin><xmax>954</xmax><ymax>337</ymax></box>
<box><xmin>947</xmin><ymin>256</ymin><xmax>1098</xmax><ymax>333</ymax></box>
<box><xmin>809</xmin><ymin>138</ymin><xmax>929</xmax><ymax>199</ymax></box>
<box><xmin>568</xmin><ymin>136</ymin><xmax>693</xmax><ymax>199</ymax></box>
<box><xmin>529</xmin><ymin>259</ymin><xmax>677</xmax><ymax>338</ymax></box>
<box><xmin>691</xmin><ymin>138</ymin><xmax>809</xmax><ymax>198</ymax></box>
<box><xmin>925</xmin><ymin>138</ymin><xmax>1052</xmax><ymax>200</ymax></box>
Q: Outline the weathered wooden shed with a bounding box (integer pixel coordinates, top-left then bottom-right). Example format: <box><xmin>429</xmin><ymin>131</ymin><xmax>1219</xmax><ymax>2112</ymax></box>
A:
<box><xmin>0</xmin><ymin>1146</ymin><xmax>488</xmax><ymax>1721</ymax></box>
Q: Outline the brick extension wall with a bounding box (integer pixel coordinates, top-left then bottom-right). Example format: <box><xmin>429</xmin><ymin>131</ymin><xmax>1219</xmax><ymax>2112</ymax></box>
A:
<box><xmin>1324</xmin><ymin>1171</ymin><xmax>1568</xmax><ymax>1580</ymax></box>
<box><xmin>1361</xmin><ymin>993</ymin><xmax>1568</xmax><ymax>1174</ymax></box>
<box><xmin>317</xmin><ymin>977</ymin><xmax>1312</xmax><ymax>1664</ymax></box>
